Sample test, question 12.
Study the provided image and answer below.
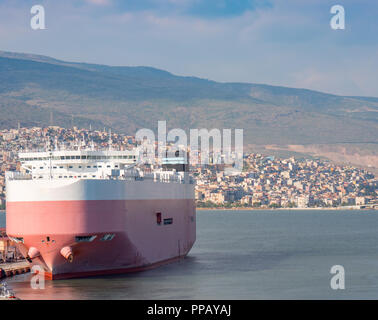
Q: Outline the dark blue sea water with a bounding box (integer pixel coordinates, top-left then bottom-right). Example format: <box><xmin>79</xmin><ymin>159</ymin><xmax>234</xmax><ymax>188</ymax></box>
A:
<box><xmin>2</xmin><ymin>209</ymin><xmax>378</xmax><ymax>299</ymax></box>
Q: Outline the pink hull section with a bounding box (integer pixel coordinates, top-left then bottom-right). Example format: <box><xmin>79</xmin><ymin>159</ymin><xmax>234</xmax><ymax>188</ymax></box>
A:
<box><xmin>6</xmin><ymin>199</ymin><xmax>196</xmax><ymax>279</ymax></box>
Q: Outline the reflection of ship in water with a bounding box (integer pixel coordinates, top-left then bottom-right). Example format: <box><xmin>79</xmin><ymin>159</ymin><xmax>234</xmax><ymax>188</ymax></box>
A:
<box><xmin>6</xmin><ymin>148</ymin><xmax>196</xmax><ymax>280</ymax></box>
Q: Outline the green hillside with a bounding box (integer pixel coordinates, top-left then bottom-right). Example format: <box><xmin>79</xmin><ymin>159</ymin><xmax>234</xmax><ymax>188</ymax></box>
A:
<box><xmin>0</xmin><ymin>50</ymin><xmax>377</xmax><ymax>145</ymax></box>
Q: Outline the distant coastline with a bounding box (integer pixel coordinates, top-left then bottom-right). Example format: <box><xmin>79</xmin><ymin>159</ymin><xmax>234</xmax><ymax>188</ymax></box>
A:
<box><xmin>196</xmin><ymin>206</ymin><xmax>376</xmax><ymax>211</ymax></box>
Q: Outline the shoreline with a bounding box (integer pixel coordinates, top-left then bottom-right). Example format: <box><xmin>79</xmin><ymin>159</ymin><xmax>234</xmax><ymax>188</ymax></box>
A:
<box><xmin>196</xmin><ymin>206</ymin><xmax>376</xmax><ymax>211</ymax></box>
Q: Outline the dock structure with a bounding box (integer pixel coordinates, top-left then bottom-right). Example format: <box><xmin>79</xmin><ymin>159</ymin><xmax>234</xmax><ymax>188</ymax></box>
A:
<box><xmin>0</xmin><ymin>228</ymin><xmax>29</xmax><ymax>279</ymax></box>
<box><xmin>0</xmin><ymin>261</ymin><xmax>30</xmax><ymax>279</ymax></box>
<box><xmin>0</xmin><ymin>228</ymin><xmax>24</xmax><ymax>262</ymax></box>
<box><xmin>0</xmin><ymin>282</ymin><xmax>19</xmax><ymax>300</ymax></box>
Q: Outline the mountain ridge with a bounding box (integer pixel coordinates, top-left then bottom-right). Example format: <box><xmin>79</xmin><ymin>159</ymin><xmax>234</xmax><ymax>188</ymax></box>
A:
<box><xmin>0</xmin><ymin>50</ymin><xmax>377</xmax><ymax>147</ymax></box>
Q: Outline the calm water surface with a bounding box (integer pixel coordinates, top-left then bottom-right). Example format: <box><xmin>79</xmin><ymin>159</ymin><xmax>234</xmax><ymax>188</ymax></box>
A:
<box><xmin>0</xmin><ymin>210</ymin><xmax>4</xmax><ymax>227</ymax></box>
<box><xmin>1</xmin><ymin>209</ymin><xmax>378</xmax><ymax>299</ymax></box>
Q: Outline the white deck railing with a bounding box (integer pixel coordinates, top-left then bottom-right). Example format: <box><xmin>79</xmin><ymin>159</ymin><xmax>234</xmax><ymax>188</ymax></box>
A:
<box><xmin>5</xmin><ymin>171</ymin><xmax>195</xmax><ymax>184</ymax></box>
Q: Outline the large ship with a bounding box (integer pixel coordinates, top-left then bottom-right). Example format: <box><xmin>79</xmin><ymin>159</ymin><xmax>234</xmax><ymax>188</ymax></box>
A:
<box><xmin>5</xmin><ymin>149</ymin><xmax>196</xmax><ymax>279</ymax></box>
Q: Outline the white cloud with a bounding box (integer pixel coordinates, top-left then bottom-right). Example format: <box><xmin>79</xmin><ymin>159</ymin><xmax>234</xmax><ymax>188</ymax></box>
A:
<box><xmin>0</xmin><ymin>0</ymin><xmax>377</xmax><ymax>96</ymax></box>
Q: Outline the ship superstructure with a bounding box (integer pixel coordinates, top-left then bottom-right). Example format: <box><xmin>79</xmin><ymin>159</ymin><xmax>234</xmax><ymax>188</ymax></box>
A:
<box><xmin>17</xmin><ymin>149</ymin><xmax>138</xmax><ymax>180</ymax></box>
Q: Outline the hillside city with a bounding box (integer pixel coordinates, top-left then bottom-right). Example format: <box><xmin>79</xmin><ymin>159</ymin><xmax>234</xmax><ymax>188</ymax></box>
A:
<box><xmin>0</xmin><ymin>126</ymin><xmax>377</xmax><ymax>210</ymax></box>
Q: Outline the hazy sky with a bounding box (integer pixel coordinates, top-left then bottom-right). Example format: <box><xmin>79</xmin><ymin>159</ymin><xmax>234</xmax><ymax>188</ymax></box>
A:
<box><xmin>0</xmin><ymin>0</ymin><xmax>377</xmax><ymax>96</ymax></box>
